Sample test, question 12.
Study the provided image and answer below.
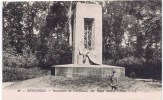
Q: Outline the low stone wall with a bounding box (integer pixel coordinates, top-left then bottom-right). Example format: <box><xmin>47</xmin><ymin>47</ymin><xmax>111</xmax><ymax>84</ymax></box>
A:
<box><xmin>51</xmin><ymin>64</ymin><xmax>125</xmax><ymax>78</ymax></box>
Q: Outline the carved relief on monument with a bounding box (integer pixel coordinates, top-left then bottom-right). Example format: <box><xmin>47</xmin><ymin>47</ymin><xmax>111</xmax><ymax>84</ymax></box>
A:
<box><xmin>84</xmin><ymin>18</ymin><xmax>94</xmax><ymax>50</ymax></box>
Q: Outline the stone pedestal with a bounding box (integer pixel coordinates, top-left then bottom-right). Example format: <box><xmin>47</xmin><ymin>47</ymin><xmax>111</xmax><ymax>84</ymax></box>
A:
<box><xmin>51</xmin><ymin>64</ymin><xmax>125</xmax><ymax>78</ymax></box>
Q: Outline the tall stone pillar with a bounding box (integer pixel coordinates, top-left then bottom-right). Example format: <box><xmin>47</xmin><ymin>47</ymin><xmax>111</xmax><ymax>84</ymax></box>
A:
<box><xmin>72</xmin><ymin>3</ymin><xmax>102</xmax><ymax>64</ymax></box>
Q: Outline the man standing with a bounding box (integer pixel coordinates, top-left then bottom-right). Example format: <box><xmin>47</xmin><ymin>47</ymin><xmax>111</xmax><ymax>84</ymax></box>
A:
<box><xmin>110</xmin><ymin>71</ymin><xmax>118</xmax><ymax>91</ymax></box>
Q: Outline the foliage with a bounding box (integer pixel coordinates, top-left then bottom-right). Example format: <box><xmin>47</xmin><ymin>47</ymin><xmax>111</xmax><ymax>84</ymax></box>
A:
<box><xmin>3</xmin><ymin>2</ymin><xmax>51</xmax><ymax>53</ymax></box>
<box><xmin>116</xmin><ymin>56</ymin><xmax>146</xmax><ymax>68</ymax></box>
<box><xmin>3</xmin><ymin>67</ymin><xmax>50</xmax><ymax>82</ymax></box>
<box><xmin>2</xmin><ymin>1</ymin><xmax>162</xmax><ymax>80</ymax></box>
<box><xmin>3</xmin><ymin>2</ymin><xmax>24</xmax><ymax>53</ymax></box>
<box><xmin>103</xmin><ymin>1</ymin><xmax>161</xmax><ymax>61</ymax></box>
<box><xmin>115</xmin><ymin>56</ymin><xmax>161</xmax><ymax>79</ymax></box>
<box><xmin>45</xmin><ymin>43</ymin><xmax>72</xmax><ymax>65</ymax></box>
<box><xmin>36</xmin><ymin>41</ymin><xmax>72</xmax><ymax>67</ymax></box>
<box><xmin>35</xmin><ymin>2</ymin><xmax>73</xmax><ymax>68</ymax></box>
<box><xmin>3</xmin><ymin>47</ymin><xmax>38</xmax><ymax>68</ymax></box>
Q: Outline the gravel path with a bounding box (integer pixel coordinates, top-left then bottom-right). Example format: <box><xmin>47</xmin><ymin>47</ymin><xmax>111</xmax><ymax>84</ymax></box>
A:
<box><xmin>3</xmin><ymin>82</ymin><xmax>15</xmax><ymax>88</ymax></box>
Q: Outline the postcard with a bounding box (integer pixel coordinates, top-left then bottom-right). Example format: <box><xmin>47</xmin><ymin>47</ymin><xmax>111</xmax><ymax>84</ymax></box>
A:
<box><xmin>2</xmin><ymin>0</ymin><xmax>162</xmax><ymax>100</ymax></box>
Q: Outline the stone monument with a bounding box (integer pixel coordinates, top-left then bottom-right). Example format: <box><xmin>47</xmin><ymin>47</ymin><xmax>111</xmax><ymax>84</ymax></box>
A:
<box><xmin>72</xmin><ymin>3</ymin><xmax>102</xmax><ymax>65</ymax></box>
<box><xmin>51</xmin><ymin>3</ymin><xmax>125</xmax><ymax>78</ymax></box>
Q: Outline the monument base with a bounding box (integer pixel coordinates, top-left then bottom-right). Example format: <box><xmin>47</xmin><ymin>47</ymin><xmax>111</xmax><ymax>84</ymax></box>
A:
<box><xmin>51</xmin><ymin>64</ymin><xmax>125</xmax><ymax>78</ymax></box>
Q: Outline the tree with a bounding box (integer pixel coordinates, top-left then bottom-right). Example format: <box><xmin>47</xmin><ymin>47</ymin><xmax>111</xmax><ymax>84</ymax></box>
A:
<box><xmin>3</xmin><ymin>2</ymin><xmax>24</xmax><ymax>53</ymax></box>
<box><xmin>102</xmin><ymin>1</ymin><xmax>161</xmax><ymax>62</ymax></box>
<box><xmin>103</xmin><ymin>1</ymin><xmax>128</xmax><ymax>61</ymax></box>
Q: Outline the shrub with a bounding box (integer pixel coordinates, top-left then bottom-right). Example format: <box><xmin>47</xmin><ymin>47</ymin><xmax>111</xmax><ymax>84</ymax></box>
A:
<box><xmin>115</xmin><ymin>56</ymin><xmax>146</xmax><ymax>78</ymax></box>
<box><xmin>116</xmin><ymin>56</ymin><xmax>146</xmax><ymax>68</ymax></box>
<box><xmin>36</xmin><ymin>42</ymin><xmax>72</xmax><ymax>67</ymax></box>
<box><xmin>145</xmin><ymin>58</ymin><xmax>162</xmax><ymax>80</ymax></box>
<box><xmin>3</xmin><ymin>67</ymin><xmax>50</xmax><ymax>82</ymax></box>
<box><xmin>22</xmin><ymin>54</ymin><xmax>39</xmax><ymax>68</ymax></box>
<box><xmin>103</xmin><ymin>59</ymin><xmax>115</xmax><ymax>65</ymax></box>
<box><xmin>3</xmin><ymin>49</ymin><xmax>38</xmax><ymax>68</ymax></box>
<box><xmin>115</xmin><ymin>56</ymin><xmax>161</xmax><ymax>80</ymax></box>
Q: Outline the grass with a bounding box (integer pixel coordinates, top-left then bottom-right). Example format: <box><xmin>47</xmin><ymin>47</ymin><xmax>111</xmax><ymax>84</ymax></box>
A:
<box><xmin>2</xmin><ymin>66</ymin><xmax>161</xmax><ymax>92</ymax></box>
<box><xmin>4</xmin><ymin>75</ymin><xmax>162</xmax><ymax>92</ymax></box>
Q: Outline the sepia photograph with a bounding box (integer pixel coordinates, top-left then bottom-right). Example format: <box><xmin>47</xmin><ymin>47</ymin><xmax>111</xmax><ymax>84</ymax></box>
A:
<box><xmin>2</xmin><ymin>0</ymin><xmax>162</xmax><ymax>99</ymax></box>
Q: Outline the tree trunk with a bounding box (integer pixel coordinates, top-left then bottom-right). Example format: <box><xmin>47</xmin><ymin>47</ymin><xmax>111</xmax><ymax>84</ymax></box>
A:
<box><xmin>68</xmin><ymin>1</ymin><xmax>72</xmax><ymax>46</ymax></box>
